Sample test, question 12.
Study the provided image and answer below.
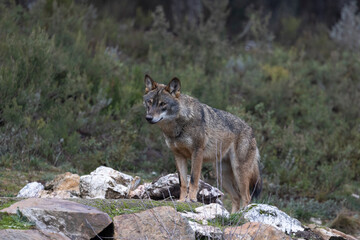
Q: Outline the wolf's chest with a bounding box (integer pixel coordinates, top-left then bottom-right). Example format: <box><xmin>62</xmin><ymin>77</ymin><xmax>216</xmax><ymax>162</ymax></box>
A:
<box><xmin>164</xmin><ymin>134</ymin><xmax>194</xmax><ymax>149</ymax></box>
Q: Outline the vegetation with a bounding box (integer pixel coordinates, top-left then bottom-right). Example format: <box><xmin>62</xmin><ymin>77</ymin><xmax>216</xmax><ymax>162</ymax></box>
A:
<box><xmin>0</xmin><ymin>0</ymin><xmax>359</xmax><ymax>228</ymax></box>
<box><xmin>0</xmin><ymin>209</ymin><xmax>35</xmax><ymax>230</ymax></box>
<box><xmin>71</xmin><ymin>199</ymin><xmax>202</xmax><ymax>218</ymax></box>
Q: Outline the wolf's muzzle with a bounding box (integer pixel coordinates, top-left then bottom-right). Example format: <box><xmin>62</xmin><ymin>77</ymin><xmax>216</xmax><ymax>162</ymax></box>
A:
<box><xmin>145</xmin><ymin>115</ymin><xmax>162</xmax><ymax>124</ymax></box>
<box><xmin>145</xmin><ymin>115</ymin><xmax>154</xmax><ymax>123</ymax></box>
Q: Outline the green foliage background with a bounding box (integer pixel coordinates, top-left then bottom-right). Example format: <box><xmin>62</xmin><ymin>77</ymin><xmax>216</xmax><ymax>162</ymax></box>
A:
<box><xmin>0</xmin><ymin>0</ymin><xmax>359</xmax><ymax>217</ymax></box>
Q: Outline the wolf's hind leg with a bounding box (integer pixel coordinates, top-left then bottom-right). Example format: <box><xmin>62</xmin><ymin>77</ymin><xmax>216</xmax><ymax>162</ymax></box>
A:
<box><xmin>230</xmin><ymin>141</ymin><xmax>252</xmax><ymax>208</ymax></box>
<box><xmin>217</xmin><ymin>158</ymin><xmax>241</xmax><ymax>213</ymax></box>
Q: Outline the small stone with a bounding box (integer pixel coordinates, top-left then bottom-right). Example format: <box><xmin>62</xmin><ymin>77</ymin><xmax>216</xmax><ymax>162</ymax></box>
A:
<box><xmin>129</xmin><ymin>183</ymin><xmax>151</xmax><ymax>199</ymax></box>
<box><xmin>181</xmin><ymin>203</ymin><xmax>229</xmax><ymax>222</ymax></box>
<box><xmin>188</xmin><ymin>221</ymin><xmax>222</xmax><ymax>239</ymax></box>
<box><xmin>17</xmin><ymin>182</ymin><xmax>44</xmax><ymax>198</ymax></box>
<box><xmin>351</xmin><ymin>193</ymin><xmax>359</xmax><ymax>199</ymax></box>
<box><xmin>310</xmin><ymin>217</ymin><xmax>322</xmax><ymax>225</ymax></box>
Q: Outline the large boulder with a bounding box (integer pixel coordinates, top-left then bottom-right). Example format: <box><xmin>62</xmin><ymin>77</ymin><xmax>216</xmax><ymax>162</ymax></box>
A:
<box><xmin>241</xmin><ymin>203</ymin><xmax>304</xmax><ymax>234</ymax></box>
<box><xmin>223</xmin><ymin>222</ymin><xmax>291</xmax><ymax>240</ymax></box>
<box><xmin>0</xmin><ymin>229</ymin><xmax>70</xmax><ymax>240</ymax></box>
<box><xmin>17</xmin><ymin>182</ymin><xmax>44</xmax><ymax>198</ymax></box>
<box><xmin>146</xmin><ymin>173</ymin><xmax>223</xmax><ymax>204</ymax></box>
<box><xmin>79</xmin><ymin>166</ymin><xmax>141</xmax><ymax>199</ymax></box>
<box><xmin>0</xmin><ymin>198</ymin><xmax>112</xmax><ymax>240</ymax></box>
<box><xmin>113</xmin><ymin>206</ymin><xmax>195</xmax><ymax>240</ymax></box>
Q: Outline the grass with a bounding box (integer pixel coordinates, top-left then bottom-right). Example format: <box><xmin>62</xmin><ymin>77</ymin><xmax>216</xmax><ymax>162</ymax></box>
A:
<box><xmin>0</xmin><ymin>209</ymin><xmax>35</xmax><ymax>230</ymax></box>
<box><xmin>208</xmin><ymin>213</ymin><xmax>247</xmax><ymax>230</ymax></box>
<box><xmin>0</xmin><ymin>199</ymin><xmax>19</xmax><ymax>211</ymax></box>
<box><xmin>0</xmin><ymin>168</ymin><xmax>62</xmax><ymax>197</ymax></box>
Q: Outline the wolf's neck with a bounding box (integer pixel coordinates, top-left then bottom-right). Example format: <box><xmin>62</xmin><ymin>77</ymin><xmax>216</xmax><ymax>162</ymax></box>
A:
<box><xmin>158</xmin><ymin>94</ymin><xmax>195</xmax><ymax>138</ymax></box>
<box><xmin>158</xmin><ymin>116</ymin><xmax>188</xmax><ymax>138</ymax></box>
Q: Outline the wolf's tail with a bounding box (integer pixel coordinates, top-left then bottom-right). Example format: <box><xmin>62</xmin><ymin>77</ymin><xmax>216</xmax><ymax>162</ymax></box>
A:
<box><xmin>251</xmin><ymin>171</ymin><xmax>262</xmax><ymax>200</ymax></box>
<box><xmin>251</xmin><ymin>160</ymin><xmax>263</xmax><ymax>200</ymax></box>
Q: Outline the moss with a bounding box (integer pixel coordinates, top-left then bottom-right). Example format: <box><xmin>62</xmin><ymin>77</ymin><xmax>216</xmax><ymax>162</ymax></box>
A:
<box><xmin>0</xmin><ymin>209</ymin><xmax>35</xmax><ymax>230</ymax></box>
<box><xmin>71</xmin><ymin>198</ymin><xmax>201</xmax><ymax>219</ymax></box>
<box><xmin>207</xmin><ymin>212</ymin><xmax>248</xmax><ymax>229</ymax></box>
<box><xmin>259</xmin><ymin>209</ymin><xmax>277</xmax><ymax>217</ymax></box>
<box><xmin>0</xmin><ymin>198</ymin><xmax>19</xmax><ymax>210</ymax></box>
<box><xmin>243</xmin><ymin>203</ymin><xmax>258</xmax><ymax>213</ymax></box>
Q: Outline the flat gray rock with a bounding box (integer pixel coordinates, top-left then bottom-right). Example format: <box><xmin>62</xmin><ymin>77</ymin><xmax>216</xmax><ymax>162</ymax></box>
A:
<box><xmin>1</xmin><ymin>198</ymin><xmax>112</xmax><ymax>240</ymax></box>
<box><xmin>113</xmin><ymin>206</ymin><xmax>195</xmax><ymax>240</ymax></box>
<box><xmin>0</xmin><ymin>229</ymin><xmax>70</xmax><ymax>240</ymax></box>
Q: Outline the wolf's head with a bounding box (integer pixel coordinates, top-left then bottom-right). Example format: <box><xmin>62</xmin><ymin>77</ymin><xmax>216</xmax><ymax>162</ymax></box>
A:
<box><xmin>143</xmin><ymin>75</ymin><xmax>181</xmax><ymax>124</ymax></box>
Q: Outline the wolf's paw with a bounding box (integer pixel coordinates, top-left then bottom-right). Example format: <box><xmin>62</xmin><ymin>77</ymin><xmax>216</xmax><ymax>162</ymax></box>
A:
<box><xmin>189</xmin><ymin>198</ymin><xmax>197</xmax><ymax>203</ymax></box>
<box><xmin>177</xmin><ymin>198</ymin><xmax>187</xmax><ymax>202</ymax></box>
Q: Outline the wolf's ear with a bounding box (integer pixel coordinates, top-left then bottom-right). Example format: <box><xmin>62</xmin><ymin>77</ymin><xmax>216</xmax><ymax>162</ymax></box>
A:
<box><xmin>165</xmin><ymin>77</ymin><xmax>181</xmax><ymax>97</ymax></box>
<box><xmin>144</xmin><ymin>75</ymin><xmax>157</xmax><ymax>93</ymax></box>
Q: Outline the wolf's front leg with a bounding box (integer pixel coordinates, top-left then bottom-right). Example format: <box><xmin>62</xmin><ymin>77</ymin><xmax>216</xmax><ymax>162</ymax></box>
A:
<box><xmin>175</xmin><ymin>155</ymin><xmax>188</xmax><ymax>201</ymax></box>
<box><xmin>188</xmin><ymin>149</ymin><xmax>204</xmax><ymax>202</ymax></box>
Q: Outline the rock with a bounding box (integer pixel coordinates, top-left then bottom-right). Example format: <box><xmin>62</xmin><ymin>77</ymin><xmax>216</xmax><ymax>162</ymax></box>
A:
<box><xmin>92</xmin><ymin>166</ymin><xmax>134</xmax><ymax>185</ymax></box>
<box><xmin>351</xmin><ymin>193</ymin><xmax>359</xmax><ymax>199</ymax></box>
<box><xmin>80</xmin><ymin>166</ymin><xmax>141</xmax><ymax>199</ymax></box>
<box><xmin>129</xmin><ymin>183</ymin><xmax>151</xmax><ymax>199</ymax></box>
<box><xmin>241</xmin><ymin>204</ymin><xmax>304</xmax><ymax>234</ymax></box>
<box><xmin>308</xmin><ymin>224</ymin><xmax>358</xmax><ymax>240</ymax></box>
<box><xmin>113</xmin><ymin>206</ymin><xmax>194</xmax><ymax>240</ymax></box>
<box><xmin>17</xmin><ymin>182</ymin><xmax>44</xmax><ymax>198</ymax></box>
<box><xmin>188</xmin><ymin>221</ymin><xmax>223</xmax><ymax>239</ymax></box>
<box><xmin>38</xmin><ymin>190</ymin><xmax>78</xmax><ymax>199</ymax></box>
<box><xmin>329</xmin><ymin>210</ymin><xmax>360</xmax><ymax>237</ymax></box>
<box><xmin>146</xmin><ymin>173</ymin><xmax>223</xmax><ymax>204</ymax></box>
<box><xmin>310</xmin><ymin>217</ymin><xmax>322</xmax><ymax>225</ymax></box>
<box><xmin>294</xmin><ymin>229</ymin><xmax>323</xmax><ymax>240</ymax></box>
<box><xmin>38</xmin><ymin>172</ymin><xmax>80</xmax><ymax>198</ymax></box>
<box><xmin>181</xmin><ymin>203</ymin><xmax>228</xmax><ymax>238</ymax></box>
<box><xmin>0</xmin><ymin>229</ymin><xmax>70</xmax><ymax>240</ymax></box>
<box><xmin>0</xmin><ymin>198</ymin><xmax>112</xmax><ymax>240</ymax></box>
<box><xmin>223</xmin><ymin>222</ymin><xmax>291</xmax><ymax>240</ymax></box>
<box><xmin>181</xmin><ymin>203</ymin><xmax>229</xmax><ymax>224</ymax></box>
<box><xmin>45</xmin><ymin>172</ymin><xmax>80</xmax><ymax>192</ymax></box>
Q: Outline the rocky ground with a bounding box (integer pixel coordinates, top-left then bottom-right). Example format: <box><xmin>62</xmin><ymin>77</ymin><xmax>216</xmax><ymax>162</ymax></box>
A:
<box><xmin>0</xmin><ymin>166</ymin><xmax>358</xmax><ymax>240</ymax></box>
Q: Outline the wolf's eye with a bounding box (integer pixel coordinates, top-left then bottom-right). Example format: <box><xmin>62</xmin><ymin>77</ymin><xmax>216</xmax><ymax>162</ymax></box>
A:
<box><xmin>159</xmin><ymin>102</ymin><xmax>166</xmax><ymax>107</ymax></box>
<box><xmin>147</xmin><ymin>99</ymin><xmax>153</xmax><ymax>105</ymax></box>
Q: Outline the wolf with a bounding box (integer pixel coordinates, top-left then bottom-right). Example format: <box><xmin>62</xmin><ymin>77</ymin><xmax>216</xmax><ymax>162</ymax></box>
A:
<box><xmin>143</xmin><ymin>75</ymin><xmax>262</xmax><ymax>213</ymax></box>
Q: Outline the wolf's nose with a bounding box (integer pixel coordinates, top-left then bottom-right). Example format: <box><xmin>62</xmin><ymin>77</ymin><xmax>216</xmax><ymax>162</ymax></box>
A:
<box><xmin>145</xmin><ymin>115</ymin><xmax>153</xmax><ymax>122</ymax></box>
